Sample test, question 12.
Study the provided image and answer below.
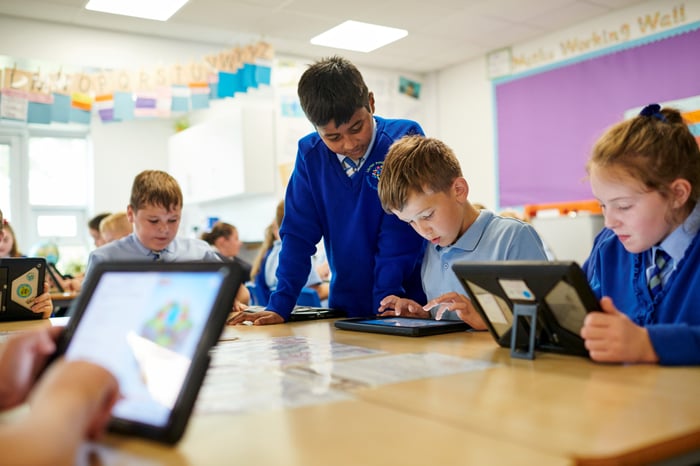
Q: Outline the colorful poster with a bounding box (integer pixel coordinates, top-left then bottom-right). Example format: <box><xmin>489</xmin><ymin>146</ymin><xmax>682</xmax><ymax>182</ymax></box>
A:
<box><xmin>0</xmin><ymin>88</ymin><xmax>28</xmax><ymax>121</ymax></box>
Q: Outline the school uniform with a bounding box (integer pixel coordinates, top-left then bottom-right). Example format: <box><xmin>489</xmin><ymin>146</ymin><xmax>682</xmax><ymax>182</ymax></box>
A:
<box><xmin>268</xmin><ymin>116</ymin><xmax>426</xmax><ymax>320</ymax></box>
<box><xmin>423</xmin><ymin>210</ymin><xmax>549</xmax><ymax>320</ymax></box>
<box><xmin>85</xmin><ymin>233</ymin><xmax>221</xmax><ymax>280</ymax></box>
<box><xmin>253</xmin><ymin>240</ymin><xmax>323</xmax><ymax>306</ymax></box>
<box><xmin>583</xmin><ymin>203</ymin><xmax>700</xmax><ymax>365</ymax></box>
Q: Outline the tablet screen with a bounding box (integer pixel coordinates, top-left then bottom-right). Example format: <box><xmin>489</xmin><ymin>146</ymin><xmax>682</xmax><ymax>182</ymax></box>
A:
<box><xmin>63</xmin><ymin>269</ymin><xmax>226</xmax><ymax>427</ymax></box>
<box><xmin>355</xmin><ymin>317</ymin><xmax>459</xmax><ymax>328</ymax></box>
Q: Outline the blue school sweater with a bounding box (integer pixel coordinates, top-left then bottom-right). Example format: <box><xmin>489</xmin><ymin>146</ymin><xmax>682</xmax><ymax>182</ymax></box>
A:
<box><xmin>583</xmin><ymin>228</ymin><xmax>700</xmax><ymax>365</ymax></box>
<box><xmin>268</xmin><ymin>116</ymin><xmax>426</xmax><ymax>320</ymax></box>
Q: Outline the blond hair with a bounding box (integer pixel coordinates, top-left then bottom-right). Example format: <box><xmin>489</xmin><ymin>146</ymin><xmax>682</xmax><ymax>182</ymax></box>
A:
<box><xmin>250</xmin><ymin>200</ymin><xmax>285</xmax><ymax>279</ymax></box>
<box><xmin>588</xmin><ymin>106</ymin><xmax>700</xmax><ymax>222</ymax></box>
<box><xmin>378</xmin><ymin>135</ymin><xmax>462</xmax><ymax>212</ymax></box>
<box><xmin>99</xmin><ymin>212</ymin><xmax>132</xmax><ymax>242</ymax></box>
<box><xmin>129</xmin><ymin>170</ymin><xmax>183</xmax><ymax>212</ymax></box>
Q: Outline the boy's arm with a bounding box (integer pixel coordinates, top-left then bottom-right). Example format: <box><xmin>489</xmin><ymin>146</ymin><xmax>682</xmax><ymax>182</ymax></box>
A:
<box><xmin>372</xmin><ymin>212</ymin><xmax>426</xmax><ymax>312</ymax></box>
<box><xmin>266</xmin><ymin>153</ymin><xmax>322</xmax><ymax>320</ymax></box>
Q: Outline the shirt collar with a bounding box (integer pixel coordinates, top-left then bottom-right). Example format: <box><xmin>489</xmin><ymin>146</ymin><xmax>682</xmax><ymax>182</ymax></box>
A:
<box><xmin>131</xmin><ymin>234</ymin><xmax>172</xmax><ymax>257</ymax></box>
<box><xmin>657</xmin><ymin>201</ymin><xmax>700</xmax><ymax>263</ymax></box>
<box><xmin>434</xmin><ymin>210</ymin><xmax>492</xmax><ymax>253</ymax></box>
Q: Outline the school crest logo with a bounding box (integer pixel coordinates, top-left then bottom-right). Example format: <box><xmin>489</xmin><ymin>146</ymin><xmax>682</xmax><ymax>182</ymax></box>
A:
<box><xmin>364</xmin><ymin>161</ymin><xmax>383</xmax><ymax>190</ymax></box>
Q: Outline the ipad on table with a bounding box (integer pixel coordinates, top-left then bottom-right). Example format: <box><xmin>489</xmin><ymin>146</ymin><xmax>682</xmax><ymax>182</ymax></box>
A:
<box><xmin>334</xmin><ymin>316</ymin><xmax>470</xmax><ymax>337</ymax></box>
<box><xmin>51</xmin><ymin>261</ymin><xmax>242</xmax><ymax>444</ymax></box>
<box><xmin>289</xmin><ymin>306</ymin><xmax>346</xmax><ymax>321</ymax></box>
<box><xmin>0</xmin><ymin>257</ymin><xmax>47</xmax><ymax>322</ymax></box>
<box><xmin>451</xmin><ymin>261</ymin><xmax>600</xmax><ymax>358</ymax></box>
<box><xmin>244</xmin><ymin>305</ymin><xmax>347</xmax><ymax>321</ymax></box>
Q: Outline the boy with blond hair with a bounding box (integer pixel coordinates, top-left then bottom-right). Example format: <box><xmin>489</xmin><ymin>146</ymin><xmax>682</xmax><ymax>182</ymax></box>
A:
<box><xmin>98</xmin><ymin>212</ymin><xmax>132</xmax><ymax>244</ymax></box>
<box><xmin>377</xmin><ymin>135</ymin><xmax>548</xmax><ymax>328</ymax></box>
<box><xmin>85</xmin><ymin>170</ymin><xmax>223</xmax><ymax>279</ymax></box>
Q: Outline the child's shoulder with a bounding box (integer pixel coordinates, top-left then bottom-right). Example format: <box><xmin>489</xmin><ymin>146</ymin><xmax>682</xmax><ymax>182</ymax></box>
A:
<box><xmin>377</xmin><ymin>116</ymin><xmax>423</xmax><ymax>135</ymax></box>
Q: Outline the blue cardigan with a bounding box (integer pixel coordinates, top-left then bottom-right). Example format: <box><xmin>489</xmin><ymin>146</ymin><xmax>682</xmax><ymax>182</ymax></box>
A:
<box><xmin>583</xmin><ymin>228</ymin><xmax>700</xmax><ymax>365</ymax></box>
<box><xmin>268</xmin><ymin>116</ymin><xmax>426</xmax><ymax>320</ymax></box>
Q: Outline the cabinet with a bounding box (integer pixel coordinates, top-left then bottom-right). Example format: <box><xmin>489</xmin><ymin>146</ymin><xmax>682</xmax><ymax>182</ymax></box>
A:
<box><xmin>168</xmin><ymin>104</ymin><xmax>275</xmax><ymax>204</ymax></box>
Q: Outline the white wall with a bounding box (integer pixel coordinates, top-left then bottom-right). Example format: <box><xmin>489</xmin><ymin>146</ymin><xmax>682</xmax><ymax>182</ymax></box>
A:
<box><xmin>90</xmin><ymin>119</ymin><xmax>173</xmax><ymax>213</ymax></box>
<box><xmin>433</xmin><ymin>56</ymin><xmax>497</xmax><ymax>210</ymax></box>
<box><xmin>1</xmin><ymin>0</ymin><xmax>696</xmax><ymax>245</ymax></box>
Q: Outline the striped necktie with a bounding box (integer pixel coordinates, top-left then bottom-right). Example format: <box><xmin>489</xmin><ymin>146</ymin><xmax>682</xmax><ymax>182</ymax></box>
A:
<box><xmin>648</xmin><ymin>248</ymin><xmax>671</xmax><ymax>297</ymax></box>
<box><xmin>342</xmin><ymin>157</ymin><xmax>362</xmax><ymax>177</ymax></box>
<box><xmin>151</xmin><ymin>250</ymin><xmax>162</xmax><ymax>262</ymax></box>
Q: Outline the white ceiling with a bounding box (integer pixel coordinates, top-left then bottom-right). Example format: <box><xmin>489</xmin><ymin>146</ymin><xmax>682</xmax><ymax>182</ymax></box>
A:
<box><xmin>0</xmin><ymin>0</ymin><xmax>646</xmax><ymax>73</ymax></box>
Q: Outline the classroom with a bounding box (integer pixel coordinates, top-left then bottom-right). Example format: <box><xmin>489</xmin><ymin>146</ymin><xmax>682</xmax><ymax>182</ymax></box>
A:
<box><xmin>0</xmin><ymin>0</ymin><xmax>699</xmax><ymax>464</ymax></box>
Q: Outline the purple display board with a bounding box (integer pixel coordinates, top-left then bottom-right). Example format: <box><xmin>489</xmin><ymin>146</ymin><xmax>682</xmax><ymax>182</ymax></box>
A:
<box><xmin>495</xmin><ymin>26</ymin><xmax>700</xmax><ymax>207</ymax></box>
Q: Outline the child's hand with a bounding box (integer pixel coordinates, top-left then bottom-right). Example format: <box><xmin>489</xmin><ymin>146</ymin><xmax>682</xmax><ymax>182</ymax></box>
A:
<box><xmin>28</xmin><ymin>281</ymin><xmax>54</xmax><ymax>319</ymax></box>
<box><xmin>30</xmin><ymin>359</ymin><xmax>119</xmax><ymax>440</ymax></box>
<box><xmin>227</xmin><ymin>309</ymin><xmax>284</xmax><ymax>326</ymax></box>
<box><xmin>425</xmin><ymin>292</ymin><xmax>487</xmax><ymax>330</ymax></box>
<box><xmin>378</xmin><ymin>295</ymin><xmax>428</xmax><ymax>318</ymax></box>
<box><xmin>580</xmin><ymin>296</ymin><xmax>659</xmax><ymax>363</ymax></box>
<box><xmin>0</xmin><ymin>326</ymin><xmax>63</xmax><ymax>410</ymax></box>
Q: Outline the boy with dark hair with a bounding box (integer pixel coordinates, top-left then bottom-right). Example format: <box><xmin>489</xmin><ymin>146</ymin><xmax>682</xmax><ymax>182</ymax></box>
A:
<box><xmin>230</xmin><ymin>56</ymin><xmax>425</xmax><ymax>325</ymax></box>
<box><xmin>87</xmin><ymin>212</ymin><xmax>111</xmax><ymax>248</ymax></box>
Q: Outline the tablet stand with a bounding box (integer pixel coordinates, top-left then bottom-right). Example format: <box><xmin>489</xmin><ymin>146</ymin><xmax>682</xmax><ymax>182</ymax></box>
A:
<box><xmin>510</xmin><ymin>303</ymin><xmax>538</xmax><ymax>360</ymax></box>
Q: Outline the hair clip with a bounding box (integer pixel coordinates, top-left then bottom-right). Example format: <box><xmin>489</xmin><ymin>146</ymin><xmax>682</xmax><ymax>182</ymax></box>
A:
<box><xmin>639</xmin><ymin>103</ymin><xmax>667</xmax><ymax>122</ymax></box>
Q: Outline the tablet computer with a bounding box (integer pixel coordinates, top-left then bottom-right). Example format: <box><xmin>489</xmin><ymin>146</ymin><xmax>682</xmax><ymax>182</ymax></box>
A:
<box><xmin>452</xmin><ymin>261</ymin><xmax>600</xmax><ymax>358</ymax></box>
<box><xmin>244</xmin><ymin>305</ymin><xmax>346</xmax><ymax>321</ymax></box>
<box><xmin>52</xmin><ymin>261</ymin><xmax>242</xmax><ymax>444</ymax></box>
<box><xmin>290</xmin><ymin>306</ymin><xmax>346</xmax><ymax>321</ymax></box>
<box><xmin>45</xmin><ymin>262</ymin><xmax>65</xmax><ymax>293</ymax></box>
<box><xmin>0</xmin><ymin>257</ymin><xmax>47</xmax><ymax>322</ymax></box>
<box><xmin>334</xmin><ymin>316</ymin><xmax>470</xmax><ymax>337</ymax></box>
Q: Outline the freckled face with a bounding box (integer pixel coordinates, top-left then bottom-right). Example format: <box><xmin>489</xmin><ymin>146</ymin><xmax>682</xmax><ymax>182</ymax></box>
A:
<box><xmin>590</xmin><ymin>165</ymin><xmax>675</xmax><ymax>253</ymax></box>
<box><xmin>127</xmin><ymin>204</ymin><xmax>181</xmax><ymax>252</ymax></box>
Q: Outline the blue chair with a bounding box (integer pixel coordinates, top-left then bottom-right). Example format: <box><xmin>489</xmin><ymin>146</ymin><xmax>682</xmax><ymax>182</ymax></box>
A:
<box><xmin>246</xmin><ymin>282</ymin><xmax>260</xmax><ymax>306</ymax></box>
<box><xmin>252</xmin><ymin>251</ymin><xmax>323</xmax><ymax>307</ymax></box>
<box><xmin>297</xmin><ymin>287</ymin><xmax>322</xmax><ymax>307</ymax></box>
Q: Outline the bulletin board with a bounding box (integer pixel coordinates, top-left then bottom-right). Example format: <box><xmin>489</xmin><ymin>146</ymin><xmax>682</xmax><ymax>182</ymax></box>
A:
<box><xmin>494</xmin><ymin>24</ymin><xmax>700</xmax><ymax>207</ymax></box>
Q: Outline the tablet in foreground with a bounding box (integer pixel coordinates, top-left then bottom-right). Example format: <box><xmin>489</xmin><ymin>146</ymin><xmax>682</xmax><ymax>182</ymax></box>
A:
<box><xmin>53</xmin><ymin>261</ymin><xmax>242</xmax><ymax>444</ymax></box>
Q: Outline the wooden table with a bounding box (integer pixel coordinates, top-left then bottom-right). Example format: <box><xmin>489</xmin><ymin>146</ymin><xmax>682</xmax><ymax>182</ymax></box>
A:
<box><xmin>2</xmin><ymin>318</ymin><xmax>698</xmax><ymax>466</ymax></box>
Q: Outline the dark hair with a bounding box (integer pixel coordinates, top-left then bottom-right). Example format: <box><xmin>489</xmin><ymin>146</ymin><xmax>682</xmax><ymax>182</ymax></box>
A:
<box><xmin>588</xmin><ymin>106</ymin><xmax>700</xmax><ymax>221</ymax></box>
<box><xmin>200</xmin><ymin>222</ymin><xmax>236</xmax><ymax>245</ymax></box>
<box><xmin>378</xmin><ymin>135</ymin><xmax>462</xmax><ymax>213</ymax></box>
<box><xmin>88</xmin><ymin>212</ymin><xmax>111</xmax><ymax>231</ymax></box>
<box><xmin>129</xmin><ymin>170</ymin><xmax>183</xmax><ymax>212</ymax></box>
<box><xmin>297</xmin><ymin>56</ymin><xmax>371</xmax><ymax>128</ymax></box>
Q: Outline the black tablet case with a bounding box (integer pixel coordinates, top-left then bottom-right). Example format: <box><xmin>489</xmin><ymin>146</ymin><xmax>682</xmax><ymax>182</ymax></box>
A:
<box><xmin>0</xmin><ymin>257</ymin><xmax>47</xmax><ymax>322</ymax></box>
<box><xmin>335</xmin><ymin>317</ymin><xmax>470</xmax><ymax>337</ymax></box>
<box><xmin>452</xmin><ymin>261</ymin><xmax>600</xmax><ymax>357</ymax></box>
<box><xmin>54</xmin><ymin>261</ymin><xmax>242</xmax><ymax>444</ymax></box>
